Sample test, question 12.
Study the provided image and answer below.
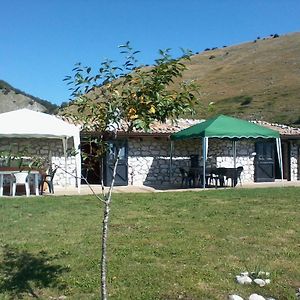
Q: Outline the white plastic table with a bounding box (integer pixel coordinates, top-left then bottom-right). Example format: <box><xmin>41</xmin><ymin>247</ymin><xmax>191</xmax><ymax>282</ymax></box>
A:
<box><xmin>0</xmin><ymin>169</ymin><xmax>40</xmax><ymax>196</ymax></box>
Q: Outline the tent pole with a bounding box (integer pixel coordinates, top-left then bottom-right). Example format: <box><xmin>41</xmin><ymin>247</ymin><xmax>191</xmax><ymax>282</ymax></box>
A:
<box><xmin>233</xmin><ymin>140</ymin><xmax>237</xmax><ymax>169</ymax></box>
<box><xmin>276</xmin><ymin>138</ymin><xmax>283</xmax><ymax>182</ymax></box>
<box><xmin>62</xmin><ymin>137</ymin><xmax>68</xmax><ymax>188</ymax></box>
<box><xmin>202</xmin><ymin>137</ymin><xmax>208</xmax><ymax>189</ymax></box>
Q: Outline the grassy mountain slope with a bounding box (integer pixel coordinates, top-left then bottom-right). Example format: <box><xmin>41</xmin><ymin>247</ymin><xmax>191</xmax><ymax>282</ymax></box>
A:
<box><xmin>181</xmin><ymin>32</ymin><xmax>300</xmax><ymax>125</ymax></box>
<box><xmin>61</xmin><ymin>32</ymin><xmax>300</xmax><ymax>126</ymax></box>
<box><xmin>0</xmin><ymin>80</ymin><xmax>58</xmax><ymax>114</ymax></box>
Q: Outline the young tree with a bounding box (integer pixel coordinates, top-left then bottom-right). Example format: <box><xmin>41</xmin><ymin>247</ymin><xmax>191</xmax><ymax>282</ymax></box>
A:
<box><xmin>63</xmin><ymin>43</ymin><xmax>198</xmax><ymax>299</ymax></box>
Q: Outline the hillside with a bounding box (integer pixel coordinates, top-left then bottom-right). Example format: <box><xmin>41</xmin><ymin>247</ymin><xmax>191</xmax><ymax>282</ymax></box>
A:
<box><xmin>61</xmin><ymin>32</ymin><xmax>300</xmax><ymax>126</ymax></box>
<box><xmin>182</xmin><ymin>32</ymin><xmax>300</xmax><ymax>125</ymax></box>
<box><xmin>0</xmin><ymin>80</ymin><xmax>58</xmax><ymax>114</ymax></box>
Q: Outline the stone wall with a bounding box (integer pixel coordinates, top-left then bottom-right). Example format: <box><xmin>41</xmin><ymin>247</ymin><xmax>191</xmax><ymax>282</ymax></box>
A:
<box><xmin>0</xmin><ymin>138</ymin><xmax>77</xmax><ymax>187</ymax></box>
<box><xmin>128</xmin><ymin>137</ymin><xmax>256</xmax><ymax>186</ymax></box>
<box><xmin>208</xmin><ymin>139</ymin><xmax>255</xmax><ymax>182</ymax></box>
<box><xmin>128</xmin><ymin>137</ymin><xmax>174</xmax><ymax>186</ymax></box>
<box><xmin>290</xmin><ymin>141</ymin><xmax>299</xmax><ymax>181</ymax></box>
<box><xmin>3</xmin><ymin>136</ymin><xmax>297</xmax><ymax>189</ymax></box>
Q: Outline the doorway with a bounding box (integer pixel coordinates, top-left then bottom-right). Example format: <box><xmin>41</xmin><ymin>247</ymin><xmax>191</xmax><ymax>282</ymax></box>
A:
<box><xmin>275</xmin><ymin>141</ymin><xmax>290</xmax><ymax>180</ymax></box>
<box><xmin>80</xmin><ymin>138</ymin><xmax>104</xmax><ymax>184</ymax></box>
<box><xmin>81</xmin><ymin>138</ymin><xmax>128</xmax><ymax>186</ymax></box>
<box><xmin>254</xmin><ymin>141</ymin><xmax>275</xmax><ymax>182</ymax></box>
<box><xmin>103</xmin><ymin>140</ymin><xmax>128</xmax><ymax>186</ymax></box>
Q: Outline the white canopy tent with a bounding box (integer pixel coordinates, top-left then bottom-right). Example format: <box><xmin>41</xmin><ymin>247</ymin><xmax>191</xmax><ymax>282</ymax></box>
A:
<box><xmin>0</xmin><ymin>109</ymin><xmax>81</xmax><ymax>191</ymax></box>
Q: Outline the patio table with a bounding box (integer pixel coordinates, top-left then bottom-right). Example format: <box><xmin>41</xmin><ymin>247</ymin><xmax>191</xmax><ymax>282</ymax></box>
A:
<box><xmin>188</xmin><ymin>167</ymin><xmax>212</xmax><ymax>187</ymax></box>
<box><xmin>0</xmin><ymin>167</ymin><xmax>40</xmax><ymax>196</ymax></box>
<box><xmin>209</xmin><ymin>167</ymin><xmax>241</xmax><ymax>187</ymax></box>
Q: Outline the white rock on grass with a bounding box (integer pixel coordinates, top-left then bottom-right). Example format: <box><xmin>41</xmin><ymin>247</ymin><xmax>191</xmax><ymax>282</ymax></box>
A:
<box><xmin>254</xmin><ymin>278</ymin><xmax>266</xmax><ymax>287</ymax></box>
<box><xmin>228</xmin><ymin>295</ymin><xmax>244</xmax><ymax>300</ymax></box>
<box><xmin>265</xmin><ymin>279</ymin><xmax>271</xmax><ymax>284</ymax></box>
<box><xmin>236</xmin><ymin>275</ymin><xmax>252</xmax><ymax>284</ymax></box>
<box><xmin>249</xmin><ymin>294</ymin><xmax>266</xmax><ymax>300</ymax></box>
<box><xmin>258</xmin><ymin>271</ymin><xmax>270</xmax><ymax>277</ymax></box>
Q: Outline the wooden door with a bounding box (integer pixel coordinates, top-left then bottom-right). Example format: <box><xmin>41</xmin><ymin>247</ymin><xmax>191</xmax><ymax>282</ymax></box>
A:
<box><xmin>104</xmin><ymin>140</ymin><xmax>128</xmax><ymax>186</ymax></box>
<box><xmin>254</xmin><ymin>141</ymin><xmax>275</xmax><ymax>182</ymax></box>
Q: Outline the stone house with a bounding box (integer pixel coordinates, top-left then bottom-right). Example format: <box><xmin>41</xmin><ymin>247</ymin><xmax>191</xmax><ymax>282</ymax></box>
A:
<box><xmin>1</xmin><ymin>111</ymin><xmax>299</xmax><ymax>191</ymax></box>
<box><xmin>82</xmin><ymin>119</ymin><xmax>300</xmax><ymax>188</ymax></box>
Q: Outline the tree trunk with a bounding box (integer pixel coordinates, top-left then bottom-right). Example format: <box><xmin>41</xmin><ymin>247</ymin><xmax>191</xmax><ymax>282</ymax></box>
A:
<box><xmin>101</xmin><ymin>201</ymin><xmax>110</xmax><ymax>300</ymax></box>
<box><xmin>100</xmin><ymin>150</ymin><xmax>120</xmax><ymax>300</ymax></box>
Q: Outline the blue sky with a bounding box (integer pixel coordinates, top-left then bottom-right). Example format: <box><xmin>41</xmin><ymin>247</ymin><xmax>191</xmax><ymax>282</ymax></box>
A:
<box><xmin>1</xmin><ymin>0</ymin><xmax>300</xmax><ymax>105</ymax></box>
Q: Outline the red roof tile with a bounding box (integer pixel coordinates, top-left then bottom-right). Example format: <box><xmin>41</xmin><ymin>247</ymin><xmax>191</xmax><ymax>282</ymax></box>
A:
<box><xmin>61</xmin><ymin>115</ymin><xmax>300</xmax><ymax>137</ymax></box>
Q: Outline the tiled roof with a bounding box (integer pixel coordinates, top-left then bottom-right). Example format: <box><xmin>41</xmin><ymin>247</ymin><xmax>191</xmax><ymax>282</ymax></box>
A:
<box><xmin>140</xmin><ymin>119</ymin><xmax>300</xmax><ymax>136</ymax></box>
<box><xmin>140</xmin><ymin>119</ymin><xmax>202</xmax><ymax>134</ymax></box>
<box><xmin>251</xmin><ymin>120</ymin><xmax>300</xmax><ymax>136</ymax></box>
<box><xmin>137</xmin><ymin>118</ymin><xmax>300</xmax><ymax>137</ymax></box>
<box><xmin>61</xmin><ymin>114</ymin><xmax>300</xmax><ymax>137</ymax></box>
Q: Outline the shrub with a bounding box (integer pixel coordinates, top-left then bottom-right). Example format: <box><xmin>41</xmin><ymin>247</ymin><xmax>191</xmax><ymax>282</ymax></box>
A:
<box><xmin>241</xmin><ymin>96</ymin><xmax>252</xmax><ymax>106</ymax></box>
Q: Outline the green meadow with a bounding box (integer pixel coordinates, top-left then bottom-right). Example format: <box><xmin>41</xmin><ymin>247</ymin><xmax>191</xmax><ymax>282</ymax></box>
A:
<box><xmin>0</xmin><ymin>187</ymin><xmax>299</xmax><ymax>299</ymax></box>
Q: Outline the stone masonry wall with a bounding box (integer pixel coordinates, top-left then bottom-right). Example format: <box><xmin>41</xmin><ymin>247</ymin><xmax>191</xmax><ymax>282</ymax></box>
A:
<box><xmin>0</xmin><ymin>138</ymin><xmax>77</xmax><ymax>187</ymax></box>
<box><xmin>290</xmin><ymin>141</ymin><xmax>299</xmax><ymax>181</ymax></box>
<box><xmin>208</xmin><ymin>139</ymin><xmax>255</xmax><ymax>182</ymax></box>
<box><xmin>128</xmin><ymin>137</ymin><xmax>256</xmax><ymax>186</ymax></box>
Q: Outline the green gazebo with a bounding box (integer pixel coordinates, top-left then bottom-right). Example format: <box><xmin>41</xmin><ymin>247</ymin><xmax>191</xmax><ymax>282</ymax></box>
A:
<box><xmin>170</xmin><ymin>115</ymin><xmax>282</xmax><ymax>187</ymax></box>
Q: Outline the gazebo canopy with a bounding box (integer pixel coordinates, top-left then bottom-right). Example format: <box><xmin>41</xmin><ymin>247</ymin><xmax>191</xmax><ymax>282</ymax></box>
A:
<box><xmin>0</xmin><ymin>109</ymin><xmax>81</xmax><ymax>190</ymax></box>
<box><xmin>0</xmin><ymin>108</ymin><xmax>79</xmax><ymax>139</ymax></box>
<box><xmin>170</xmin><ymin>115</ymin><xmax>280</xmax><ymax>140</ymax></box>
<box><xmin>169</xmin><ymin>115</ymin><xmax>282</xmax><ymax>187</ymax></box>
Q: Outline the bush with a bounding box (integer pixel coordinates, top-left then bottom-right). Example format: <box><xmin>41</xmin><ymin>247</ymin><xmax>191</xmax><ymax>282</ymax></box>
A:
<box><xmin>292</xmin><ymin>116</ymin><xmax>300</xmax><ymax>125</ymax></box>
<box><xmin>241</xmin><ymin>96</ymin><xmax>252</xmax><ymax>106</ymax></box>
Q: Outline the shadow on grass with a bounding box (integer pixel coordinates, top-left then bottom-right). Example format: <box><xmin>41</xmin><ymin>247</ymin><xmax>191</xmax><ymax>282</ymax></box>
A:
<box><xmin>0</xmin><ymin>245</ymin><xmax>69</xmax><ymax>298</ymax></box>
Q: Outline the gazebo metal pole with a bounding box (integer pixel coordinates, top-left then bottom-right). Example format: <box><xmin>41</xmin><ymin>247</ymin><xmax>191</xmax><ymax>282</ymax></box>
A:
<box><xmin>276</xmin><ymin>138</ymin><xmax>284</xmax><ymax>182</ymax></box>
<box><xmin>202</xmin><ymin>137</ymin><xmax>208</xmax><ymax>189</ymax></box>
<box><xmin>233</xmin><ymin>140</ymin><xmax>237</xmax><ymax>169</ymax></box>
<box><xmin>62</xmin><ymin>137</ymin><xmax>68</xmax><ymax>188</ymax></box>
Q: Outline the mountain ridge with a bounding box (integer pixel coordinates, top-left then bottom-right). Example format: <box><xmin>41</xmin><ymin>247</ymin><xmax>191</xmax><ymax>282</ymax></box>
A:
<box><xmin>0</xmin><ymin>80</ymin><xmax>58</xmax><ymax>114</ymax></box>
<box><xmin>2</xmin><ymin>32</ymin><xmax>299</xmax><ymax>125</ymax></box>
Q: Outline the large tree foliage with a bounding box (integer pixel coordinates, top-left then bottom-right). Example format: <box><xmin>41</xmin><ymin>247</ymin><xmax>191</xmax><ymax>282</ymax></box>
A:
<box><xmin>64</xmin><ymin>43</ymin><xmax>197</xmax><ymax>133</ymax></box>
<box><xmin>63</xmin><ymin>43</ymin><xmax>199</xmax><ymax>299</ymax></box>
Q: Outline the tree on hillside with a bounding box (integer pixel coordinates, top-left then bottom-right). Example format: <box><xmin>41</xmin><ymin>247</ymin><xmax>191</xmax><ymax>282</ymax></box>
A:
<box><xmin>63</xmin><ymin>43</ymin><xmax>199</xmax><ymax>299</ymax></box>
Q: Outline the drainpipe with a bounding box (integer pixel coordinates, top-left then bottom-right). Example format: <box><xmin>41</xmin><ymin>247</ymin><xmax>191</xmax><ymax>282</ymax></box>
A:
<box><xmin>169</xmin><ymin>141</ymin><xmax>174</xmax><ymax>183</ymax></box>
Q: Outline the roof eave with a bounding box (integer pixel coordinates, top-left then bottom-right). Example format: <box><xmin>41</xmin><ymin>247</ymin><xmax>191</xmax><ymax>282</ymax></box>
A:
<box><xmin>281</xmin><ymin>134</ymin><xmax>300</xmax><ymax>140</ymax></box>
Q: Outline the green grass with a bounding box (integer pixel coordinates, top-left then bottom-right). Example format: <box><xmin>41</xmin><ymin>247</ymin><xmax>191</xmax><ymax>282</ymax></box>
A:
<box><xmin>0</xmin><ymin>187</ymin><xmax>299</xmax><ymax>299</ymax></box>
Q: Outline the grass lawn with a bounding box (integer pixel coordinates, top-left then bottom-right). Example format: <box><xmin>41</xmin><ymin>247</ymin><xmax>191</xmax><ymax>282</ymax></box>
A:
<box><xmin>0</xmin><ymin>187</ymin><xmax>299</xmax><ymax>299</ymax></box>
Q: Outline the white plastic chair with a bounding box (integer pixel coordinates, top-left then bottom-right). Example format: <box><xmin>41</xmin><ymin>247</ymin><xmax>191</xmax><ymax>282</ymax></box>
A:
<box><xmin>10</xmin><ymin>172</ymin><xmax>30</xmax><ymax>197</ymax></box>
